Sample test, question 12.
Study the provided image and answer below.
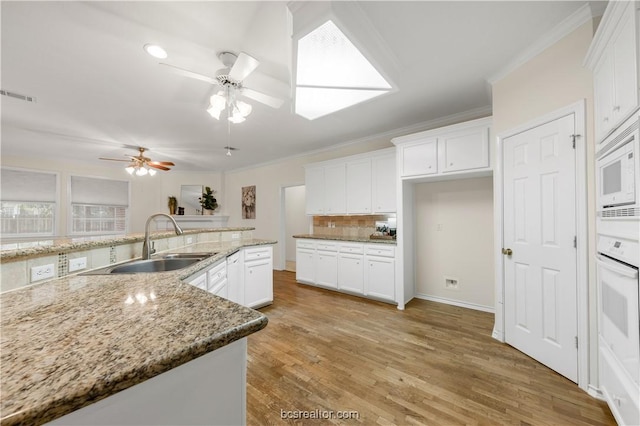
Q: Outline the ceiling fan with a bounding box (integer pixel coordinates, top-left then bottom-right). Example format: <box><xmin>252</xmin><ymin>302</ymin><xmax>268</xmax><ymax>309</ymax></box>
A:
<box><xmin>160</xmin><ymin>51</ymin><xmax>285</xmax><ymax>122</ymax></box>
<box><xmin>99</xmin><ymin>147</ymin><xmax>175</xmax><ymax>176</ymax></box>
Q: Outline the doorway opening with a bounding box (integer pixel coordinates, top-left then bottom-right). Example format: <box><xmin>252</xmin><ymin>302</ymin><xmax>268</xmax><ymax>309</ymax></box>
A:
<box><xmin>279</xmin><ymin>185</ymin><xmax>308</xmax><ymax>272</ymax></box>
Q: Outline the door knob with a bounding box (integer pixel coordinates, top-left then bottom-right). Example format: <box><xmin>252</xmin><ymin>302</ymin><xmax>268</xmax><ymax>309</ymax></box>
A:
<box><xmin>502</xmin><ymin>248</ymin><xmax>513</xmax><ymax>256</ymax></box>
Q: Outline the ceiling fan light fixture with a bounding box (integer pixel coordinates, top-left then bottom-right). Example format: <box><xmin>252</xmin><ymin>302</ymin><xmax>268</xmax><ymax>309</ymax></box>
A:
<box><xmin>207</xmin><ymin>105</ymin><xmax>222</xmax><ymax>120</ymax></box>
<box><xmin>125</xmin><ymin>166</ymin><xmax>135</xmax><ymax>175</ymax></box>
<box><xmin>136</xmin><ymin>167</ymin><xmax>148</xmax><ymax>176</ymax></box>
<box><xmin>236</xmin><ymin>100</ymin><xmax>252</xmax><ymax>117</ymax></box>
<box><xmin>228</xmin><ymin>110</ymin><xmax>246</xmax><ymax>123</ymax></box>
<box><xmin>144</xmin><ymin>44</ymin><xmax>168</xmax><ymax>59</ymax></box>
<box><xmin>148</xmin><ymin>168</ymin><xmax>157</xmax><ymax>176</ymax></box>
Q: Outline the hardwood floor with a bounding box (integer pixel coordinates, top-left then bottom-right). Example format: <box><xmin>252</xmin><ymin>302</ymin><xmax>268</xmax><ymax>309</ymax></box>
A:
<box><xmin>246</xmin><ymin>271</ymin><xmax>615</xmax><ymax>425</ymax></box>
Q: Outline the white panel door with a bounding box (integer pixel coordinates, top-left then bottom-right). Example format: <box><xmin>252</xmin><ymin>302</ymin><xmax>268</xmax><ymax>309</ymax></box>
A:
<box><xmin>346</xmin><ymin>159</ymin><xmax>372</xmax><ymax>214</ymax></box>
<box><xmin>503</xmin><ymin>113</ymin><xmax>578</xmax><ymax>382</ymax></box>
<box><xmin>338</xmin><ymin>253</ymin><xmax>364</xmax><ymax>294</ymax></box>
<box><xmin>324</xmin><ymin>164</ymin><xmax>346</xmax><ymax>214</ymax></box>
<box><xmin>305</xmin><ymin>166</ymin><xmax>325</xmax><ymax>214</ymax></box>
<box><xmin>372</xmin><ymin>153</ymin><xmax>397</xmax><ymax>213</ymax></box>
<box><xmin>316</xmin><ymin>250</ymin><xmax>338</xmax><ymax>288</ymax></box>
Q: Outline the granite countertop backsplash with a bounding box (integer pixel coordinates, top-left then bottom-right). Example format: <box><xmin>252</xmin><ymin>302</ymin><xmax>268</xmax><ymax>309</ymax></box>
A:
<box><xmin>0</xmin><ymin>227</ymin><xmax>255</xmax><ymax>262</ymax></box>
<box><xmin>293</xmin><ymin>234</ymin><xmax>397</xmax><ymax>245</ymax></box>
<box><xmin>0</xmin><ymin>239</ymin><xmax>273</xmax><ymax>426</ymax></box>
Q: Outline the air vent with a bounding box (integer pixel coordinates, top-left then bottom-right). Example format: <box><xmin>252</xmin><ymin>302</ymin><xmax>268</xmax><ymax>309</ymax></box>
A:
<box><xmin>0</xmin><ymin>89</ymin><xmax>37</xmax><ymax>103</ymax></box>
<box><xmin>600</xmin><ymin>208</ymin><xmax>640</xmax><ymax>218</ymax></box>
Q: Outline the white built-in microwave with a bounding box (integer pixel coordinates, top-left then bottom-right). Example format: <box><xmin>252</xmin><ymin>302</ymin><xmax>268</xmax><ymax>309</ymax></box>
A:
<box><xmin>597</xmin><ymin>115</ymin><xmax>639</xmax><ymax>218</ymax></box>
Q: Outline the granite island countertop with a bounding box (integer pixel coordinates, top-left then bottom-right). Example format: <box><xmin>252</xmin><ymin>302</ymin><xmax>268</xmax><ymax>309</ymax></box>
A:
<box><xmin>293</xmin><ymin>234</ymin><xmax>397</xmax><ymax>245</ymax></box>
<box><xmin>0</xmin><ymin>239</ymin><xmax>274</xmax><ymax>426</ymax></box>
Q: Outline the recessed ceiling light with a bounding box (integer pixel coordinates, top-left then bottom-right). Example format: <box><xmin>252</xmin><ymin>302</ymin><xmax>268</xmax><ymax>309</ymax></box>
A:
<box><xmin>144</xmin><ymin>44</ymin><xmax>167</xmax><ymax>59</ymax></box>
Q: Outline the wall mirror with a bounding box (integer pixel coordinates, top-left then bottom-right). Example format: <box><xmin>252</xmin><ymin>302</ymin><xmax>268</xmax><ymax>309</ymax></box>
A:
<box><xmin>180</xmin><ymin>185</ymin><xmax>203</xmax><ymax>215</ymax></box>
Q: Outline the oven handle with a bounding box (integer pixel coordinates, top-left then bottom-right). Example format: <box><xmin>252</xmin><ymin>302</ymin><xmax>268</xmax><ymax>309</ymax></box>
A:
<box><xmin>596</xmin><ymin>255</ymin><xmax>639</xmax><ymax>279</ymax></box>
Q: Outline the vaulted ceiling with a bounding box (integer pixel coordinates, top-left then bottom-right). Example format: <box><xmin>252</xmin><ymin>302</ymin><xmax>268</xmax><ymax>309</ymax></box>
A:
<box><xmin>1</xmin><ymin>1</ymin><xmax>598</xmax><ymax>172</ymax></box>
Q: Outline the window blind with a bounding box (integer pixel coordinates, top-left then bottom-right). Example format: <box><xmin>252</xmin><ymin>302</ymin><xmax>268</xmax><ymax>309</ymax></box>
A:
<box><xmin>70</xmin><ymin>176</ymin><xmax>129</xmax><ymax>206</ymax></box>
<box><xmin>1</xmin><ymin>168</ymin><xmax>57</xmax><ymax>202</ymax></box>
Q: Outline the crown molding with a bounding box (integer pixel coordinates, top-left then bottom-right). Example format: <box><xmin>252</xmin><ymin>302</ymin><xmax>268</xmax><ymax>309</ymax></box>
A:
<box><xmin>225</xmin><ymin>105</ymin><xmax>492</xmax><ymax>174</ymax></box>
<box><xmin>488</xmin><ymin>3</ymin><xmax>596</xmax><ymax>85</ymax></box>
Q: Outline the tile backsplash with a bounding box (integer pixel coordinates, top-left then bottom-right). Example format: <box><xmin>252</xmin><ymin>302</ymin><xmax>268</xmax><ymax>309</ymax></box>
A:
<box><xmin>313</xmin><ymin>214</ymin><xmax>396</xmax><ymax>238</ymax></box>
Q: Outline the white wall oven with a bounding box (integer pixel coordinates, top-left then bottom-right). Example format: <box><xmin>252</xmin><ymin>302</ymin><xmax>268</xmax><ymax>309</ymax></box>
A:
<box><xmin>596</xmin><ymin>114</ymin><xmax>639</xmax><ymax>219</ymax></box>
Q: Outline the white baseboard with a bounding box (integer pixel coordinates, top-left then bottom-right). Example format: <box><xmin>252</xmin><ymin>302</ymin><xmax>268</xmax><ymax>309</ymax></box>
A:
<box><xmin>414</xmin><ymin>293</ymin><xmax>494</xmax><ymax>313</ymax></box>
<box><xmin>587</xmin><ymin>385</ymin><xmax>605</xmax><ymax>401</ymax></box>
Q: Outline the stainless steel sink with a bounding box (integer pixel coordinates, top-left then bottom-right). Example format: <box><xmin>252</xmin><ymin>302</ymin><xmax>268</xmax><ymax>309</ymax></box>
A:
<box><xmin>81</xmin><ymin>252</ymin><xmax>216</xmax><ymax>275</ymax></box>
<box><xmin>160</xmin><ymin>252</ymin><xmax>217</xmax><ymax>260</ymax></box>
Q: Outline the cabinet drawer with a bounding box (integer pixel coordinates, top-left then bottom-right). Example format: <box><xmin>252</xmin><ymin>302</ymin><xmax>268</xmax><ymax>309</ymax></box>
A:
<box><xmin>244</xmin><ymin>246</ymin><xmax>272</xmax><ymax>261</ymax></box>
<box><xmin>296</xmin><ymin>240</ymin><xmax>315</xmax><ymax>250</ymax></box>
<box><xmin>339</xmin><ymin>243</ymin><xmax>364</xmax><ymax>254</ymax></box>
<box><xmin>600</xmin><ymin>344</ymin><xmax>640</xmax><ymax>426</ymax></box>
<box><xmin>316</xmin><ymin>242</ymin><xmax>338</xmax><ymax>252</ymax></box>
<box><xmin>365</xmin><ymin>244</ymin><xmax>395</xmax><ymax>257</ymax></box>
<box><xmin>207</xmin><ymin>261</ymin><xmax>227</xmax><ymax>284</ymax></box>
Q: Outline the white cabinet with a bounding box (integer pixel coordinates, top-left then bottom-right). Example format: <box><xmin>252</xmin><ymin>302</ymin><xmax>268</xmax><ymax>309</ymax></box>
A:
<box><xmin>586</xmin><ymin>1</ymin><xmax>639</xmax><ymax>142</ymax></box>
<box><xmin>227</xmin><ymin>251</ymin><xmax>243</xmax><ymax>304</ymax></box>
<box><xmin>305</xmin><ymin>166</ymin><xmax>325</xmax><ymax>214</ymax></box>
<box><xmin>207</xmin><ymin>261</ymin><xmax>228</xmax><ymax>299</ymax></box>
<box><xmin>187</xmin><ymin>271</ymin><xmax>207</xmax><ymax>291</ymax></box>
<box><xmin>395</xmin><ymin>117</ymin><xmax>492</xmax><ymax>180</ymax></box>
<box><xmin>372</xmin><ymin>153</ymin><xmax>396</xmax><ymax>213</ymax></box>
<box><xmin>295</xmin><ymin>238</ymin><xmax>396</xmax><ymax>304</ymax></box>
<box><xmin>364</xmin><ymin>244</ymin><xmax>395</xmax><ymax>301</ymax></box>
<box><xmin>324</xmin><ymin>164</ymin><xmax>346</xmax><ymax>214</ymax></box>
<box><xmin>401</xmin><ymin>138</ymin><xmax>438</xmax><ymax>177</ymax></box>
<box><xmin>296</xmin><ymin>240</ymin><xmax>316</xmax><ymax>284</ymax></box>
<box><xmin>315</xmin><ymin>242</ymin><xmax>338</xmax><ymax>289</ymax></box>
<box><xmin>304</xmin><ymin>148</ymin><xmax>397</xmax><ymax>215</ymax></box>
<box><xmin>337</xmin><ymin>243</ymin><xmax>364</xmax><ymax>294</ymax></box>
<box><xmin>439</xmin><ymin>125</ymin><xmax>489</xmax><ymax>173</ymax></box>
<box><xmin>346</xmin><ymin>159</ymin><xmax>372</xmax><ymax>214</ymax></box>
<box><xmin>243</xmin><ymin>246</ymin><xmax>273</xmax><ymax>308</ymax></box>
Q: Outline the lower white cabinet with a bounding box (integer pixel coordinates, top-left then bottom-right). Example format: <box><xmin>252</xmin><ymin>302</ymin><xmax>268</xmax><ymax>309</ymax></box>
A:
<box><xmin>244</xmin><ymin>246</ymin><xmax>273</xmax><ymax>308</ymax></box>
<box><xmin>295</xmin><ymin>238</ymin><xmax>395</xmax><ymax>304</ymax></box>
<box><xmin>185</xmin><ymin>244</ymin><xmax>273</xmax><ymax>309</ymax></box>
<box><xmin>207</xmin><ymin>260</ymin><xmax>228</xmax><ymax>299</ymax></box>
<box><xmin>316</xmin><ymin>242</ymin><xmax>338</xmax><ymax>289</ymax></box>
<box><xmin>226</xmin><ymin>251</ymin><xmax>243</xmax><ymax>305</ymax></box>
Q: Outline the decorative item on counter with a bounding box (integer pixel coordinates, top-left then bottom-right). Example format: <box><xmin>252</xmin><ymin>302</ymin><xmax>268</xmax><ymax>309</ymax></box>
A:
<box><xmin>199</xmin><ymin>186</ymin><xmax>218</xmax><ymax>215</ymax></box>
<box><xmin>242</xmin><ymin>185</ymin><xmax>256</xmax><ymax>219</ymax></box>
<box><xmin>168</xmin><ymin>196</ymin><xmax>178</xmax><ymax>215</ymax></box>
<box><xmin>177</xmin><ymin>207</ymin><xmax>185</xmax><ymax>215</ymax></box>
<box><xmin>371</xmin><ymin>221</ymin><xmax>395</xmax><ymax>240</ymax></box>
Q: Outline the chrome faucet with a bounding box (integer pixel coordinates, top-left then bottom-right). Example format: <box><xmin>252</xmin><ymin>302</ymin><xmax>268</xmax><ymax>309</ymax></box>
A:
<box><xmin>142</xmin><ymin>213</ymin><xmax>184</xmax><ymax>260</ymax></box>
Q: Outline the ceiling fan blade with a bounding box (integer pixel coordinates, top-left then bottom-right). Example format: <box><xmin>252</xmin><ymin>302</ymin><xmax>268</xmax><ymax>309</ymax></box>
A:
<box><xmin>159</xmin><ymin>63</ymin><xmax>218</xmax><ymax>85</ymax></box>
<box><xmin>242</xmin><ymin>88</ymin><xmax>284</xmax><ymax>109</ymax></box>
<box><xmin>147</xmin><ymin>164</ymin><xmax>171</xmax><ymax>171</ymax></box>
<box><xmin>149</xmin><ymin>161</ymin><xmax>175</xmax><ymax>166</ymax></box>
<box><xmin>228</xmin><ymin>52</ymin><xmax>259</xmax><ymax>81</ymax></box>
<box><xmin>99</xmin><ymin>157</ymin><xmax>133</xmax><ymax>162</ymax></box>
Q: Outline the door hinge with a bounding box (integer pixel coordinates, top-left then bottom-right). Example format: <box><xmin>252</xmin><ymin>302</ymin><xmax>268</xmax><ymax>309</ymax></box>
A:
<box><xmin>575</xmin><ymin>336</ymin><xmax>578</xmax><ymax>349</ymax></box>
<box><xmin>573</xmin><ymin>236</ymin><xmax>577</xmax><ymax>248</ymax></box>
<box><xmin>570</xmin><ymin>134</ymin><xmax>580</xmax><ymax>149</ymax></box>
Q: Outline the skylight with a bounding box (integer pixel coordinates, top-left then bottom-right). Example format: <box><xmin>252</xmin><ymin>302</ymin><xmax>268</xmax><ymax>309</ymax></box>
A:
<box><xmin>295</xmin><ymin>20</ymin><xmax>391</xmax><ymax>120</ymax></box>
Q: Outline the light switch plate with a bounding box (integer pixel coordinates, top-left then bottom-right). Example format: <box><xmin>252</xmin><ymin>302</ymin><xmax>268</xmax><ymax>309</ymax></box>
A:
<box><xmin>232</xmin><ymin>233</ymin><xmax>240</xmax><ymax>240</ymax></box>
<box><xmin>31</xmin><ymin>264</ymin><xmax>55</xmax><ymax>282</ymax></box>
<box><xmin>186</xmin><ymin>236</ymin><xmax>193</xmax><ymax>244</ymax></box>
<box><xmin>69</xmin><ymin>257</ymin><xmax>87</xmax><ymax>272</ymax></box>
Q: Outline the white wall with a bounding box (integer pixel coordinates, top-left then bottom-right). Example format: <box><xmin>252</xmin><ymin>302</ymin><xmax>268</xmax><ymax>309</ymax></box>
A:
<box><xmin>491</xmin><ymin>19</ymin><xmax>598</xmax><ymax>381</ymax></box>
<box><xmin>414</xmin><ymin>177</ymin><xmax>494</xmax><ymax>310</ymax></box>
<box><xmin>0</xmin><ymin>156</ymin><xmax>223</xmax><ymax>234</ymax></box>
<box><xmin>284</xmin><ymin>185</ymin><xmax>307</xmax><ymax>263</ymax></box>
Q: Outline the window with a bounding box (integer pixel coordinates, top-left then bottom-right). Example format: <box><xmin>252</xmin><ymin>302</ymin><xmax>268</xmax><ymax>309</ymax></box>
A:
<box><xmin>295</xmin><ymin>20</ymin><xmax>392</xmax><ymax>120</ymax></box>
<box><xmin>70</xmin><ymin>176</ymin><xmax>129</xmax><ymax>235</ymax></box>
<box><xmin>1</xmin><ymin>168</ymin><xmax>57</xmax><ymax>237</ymax></box>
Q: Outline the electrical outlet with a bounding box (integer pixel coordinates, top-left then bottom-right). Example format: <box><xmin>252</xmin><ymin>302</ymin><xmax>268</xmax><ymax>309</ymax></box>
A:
<box><xmin>445</xmin><ymin>277</ymin><xmax>459</xmax><ymax>290</ymax></box>
<box><xmin>186</xmin><ymin>236</ymin><xmax>193</xmax><ymax>244</ymax></box>
<box><xmin>232</xmin><ymin>233</ymin><xmax>240</xmax><ymax>240</ymax></box>
<box><xmin>31</xmin><ymin>264</ymin><xmax>55</xmax><ymax>282</ymax></box>
<box><xmin>437</xmin><ymin>224</ymin><xmax>443</xmax><ymax>231</ymax></box>
<box><xmin>69</xmin><ymin>257</ymin><xmax>87</xmax><ymax>272</ymax></box>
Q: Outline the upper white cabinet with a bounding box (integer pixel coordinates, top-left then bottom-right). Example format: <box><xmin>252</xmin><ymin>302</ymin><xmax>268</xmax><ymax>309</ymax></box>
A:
<box><xmin>585</xmin><ymin>1</ymin><xmax>639</xmax><ymax>143</ymax></box>
<box><xmin>393</xmin><ymin>117</ymin><xmax>492</xmax><ymax>180</ymax></box>
<box><xmin>401</xmin><ymin>138</ymin><xmax>438</xmax><ymax>177</ymax></box>
<box><xmin>372</xmin><ymin>153</ymin><xmax>396</xmax><ymax>213</ymax></box>
<box><xmin>346</xmin><ymin>159</ymin><xmax>372</xmax><ymax>214</ymax></box>
<box><xmin>304</xmin><ymin>148</ymin><xmax>396</xmax><ymax>215</ymax></box>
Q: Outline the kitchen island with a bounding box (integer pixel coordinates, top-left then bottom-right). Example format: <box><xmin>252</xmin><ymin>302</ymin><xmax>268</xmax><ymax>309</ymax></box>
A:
<box><xmin>0</xmin><ymin>234</ymin><xmax>274</xmax><ymax>425</ymax></box>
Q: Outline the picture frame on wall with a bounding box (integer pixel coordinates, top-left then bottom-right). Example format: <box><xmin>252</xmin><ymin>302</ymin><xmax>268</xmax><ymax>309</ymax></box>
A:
<box><xmin>242</xmin><ymin>185</ymin><xmax>256</xmax><ymax>219</ymax></box>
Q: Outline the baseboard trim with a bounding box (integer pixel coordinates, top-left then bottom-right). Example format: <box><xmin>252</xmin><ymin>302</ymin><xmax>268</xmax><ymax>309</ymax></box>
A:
<box><xmin>587</xmin><ymin>385</ymin><xmax>605</xmax><ymax>401</ymax></box>
<box><xmin>414</xmin><ymin>293</ymin><xmax>495</xmax><ymax>313</ymax></box>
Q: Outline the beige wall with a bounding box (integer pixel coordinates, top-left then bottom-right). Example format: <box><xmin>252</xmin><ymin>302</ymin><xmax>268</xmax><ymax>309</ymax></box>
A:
<box><xmin>414</xmin><ymin>177</ymin><xmax>494</xmax><ymax>310</ymax></box>
<box><xmin>491</xmin><ymin>19</ymin><xmax>598</xmax><ymax>381</ymax></box>
<box><xmin>0</xmin><ymin>156</ymin><xmax>223</xmax><ymax>234</ymax></box>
